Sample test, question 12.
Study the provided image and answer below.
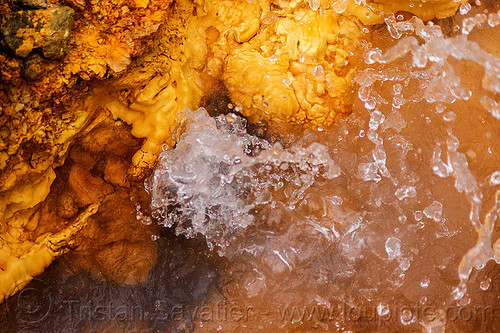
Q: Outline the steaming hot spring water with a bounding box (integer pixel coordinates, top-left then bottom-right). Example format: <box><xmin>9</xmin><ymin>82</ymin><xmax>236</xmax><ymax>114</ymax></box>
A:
<box><xmin>5</xmin><ymin>3</ymin><xmax>500</xmax><ymax>333</ymax></box>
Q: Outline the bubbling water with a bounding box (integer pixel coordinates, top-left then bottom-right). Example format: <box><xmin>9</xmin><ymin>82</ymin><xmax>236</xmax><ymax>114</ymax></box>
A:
<box><xmin>148</xmin><ymin>4</ymin><xmax>500</xmax><ymax>332</ymax></box>
<box><xmin>146</xmin><ymin>109</ymin><xmax>341</xmax><ymax>253</ymax></box>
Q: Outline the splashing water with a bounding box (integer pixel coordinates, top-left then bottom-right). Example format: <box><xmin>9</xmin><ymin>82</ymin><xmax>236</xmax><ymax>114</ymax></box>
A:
<box><xmin>356</xmin><ymin>11</ymin><xmax>500</xmax><ymax>309</ymax></box>
<box><xmin>147</xmin><ymin>3</ymin><xmax>500</xmax><ymax>332</ymax></box>
<box><xmin>146</xmin><ymin>108</ymin><xmax>340</xmax><ymax>252</ymax></box>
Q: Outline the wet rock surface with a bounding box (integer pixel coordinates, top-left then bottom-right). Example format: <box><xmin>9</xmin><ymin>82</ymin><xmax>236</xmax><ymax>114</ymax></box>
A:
<box><xmin>0</xmin><ymin>232</ymin><xmax>218</xmax><ymax>333</ymax></box>
<box><xmin>34</xmin><ymin>118</ymin><xmax>160</xmax><ymax>286</ymax></box>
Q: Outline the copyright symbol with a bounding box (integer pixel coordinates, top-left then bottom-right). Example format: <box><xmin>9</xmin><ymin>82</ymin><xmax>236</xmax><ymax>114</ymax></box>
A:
<box><xmin>6</xmin><ymin>278</ymin><xmax>52</xmax><ymax>324</ymax></box>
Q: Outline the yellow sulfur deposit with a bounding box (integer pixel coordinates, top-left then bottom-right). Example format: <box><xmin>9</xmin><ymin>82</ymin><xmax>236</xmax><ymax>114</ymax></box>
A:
<box><xmin>105</xmin><ymin>60</ymin><xmax>203</xmax><ymax>176</ymax></box>
<box><xmin>0</xmin><ymin>204</ymin><xmax>98</xmax><ymax>301</ymax></box>
<box><xmin>221</xmin><ymin>4</ymin><xmax>362</xmax><ymax>126</ymax></box>
<box><xmin>109</xmin><ymin>0</ymin><xmax>467</xmax><ymax>172</ymax></box>
<box><xmin>106</xmin><ymin>0</ymin><xmax>364</xmax><ymax>174</ymax></box>
<box><xmin>347</xmin><ymin>0</ymin><xmax>469</xmax><ymax>25</ymax></box>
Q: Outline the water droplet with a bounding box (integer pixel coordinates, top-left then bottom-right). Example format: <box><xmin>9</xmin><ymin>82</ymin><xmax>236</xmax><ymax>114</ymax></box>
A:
<box><xmin>369</xmin><ymin>110</ymin><xmax>385</xmax><ymax>129</ymax></box>
<box><xmin>359</xmin><ymin>162</ymin><xmax>379</xmax><ymax>182</ymax></box>
<box><xmin>475</xmin><ymin>13</ymin><xmax>487</xmax><ymax>25</ymax></box>
<box><xmin>395</xmin><ymin>185</ymin><xmax>417</xmax><ymax>200</ymax></box>
<box><xmin>313</xmin><ymin>65</ymin><xmax>325</xmax><ymax>79</ymax></box>
<box><xmin>365</xmin><ymin>99</ymin><xmax>377</xmax><ymax>110</ymax></box>
<box><xmin>435</xmin><ymin>103</ymin><xmax>445</xmax><ymax>113</ymax></box>
<box><xmin>459</xmin><ymin>2</ymin><xmax>471</xmax><ymax>15</ymax></box>
<box><xmin>377</xmin><ymin>303</ymin><xmax>390</xmax><ymax>316</ymax></box>
<box><xmin>480</xmin><ymin>278</ymin><xmax>491</xmax><ymax>290</ymax></box>
<box><xmin>423</xmin><ymin>201</ymin><xmax>443</xmax><ymax>222</ymax></box>
<box><xmin>393</xmin><ymin>83</ymin><xmax>403</xmax><ymax>94</ymax></box>
<box><xmin>489</xmin><ymin>170</ymin><xmax>500</xmax><ymax>185</ymax></box>
<box><xmin>400</xmin><ymin>308</ymin><xmax>416</xmax><ymax>325</ymax></box>
<box><xmin>480</xmin><ymin>96</ymin><xmax>500</xmax><ymax>119</ymax></box>
<box><xmin>331</xmin><ymin>0</ymin><xmax>348</xmax><ymax>13</ymax></box>
<box><xmin>366</xmin><ymin>49</ymin><xmax>382</xmax><ymax>64</ymax></box>
<box><xmin>462</xmin><ymin>17</ymin><xmax>476</xmax><ymax>35</ymax></box>
<box><xmin>488</xmin><ymin>13</ymin><xmax>500</xmax><ymax>27</ymax></box>
<box><xmin>443</xmin><ymin>111</ymin><xmax>456</xmax><ymax>122</ymax></box>
<box><xmin>330</xmin><ymin>195</ymin><xmax>343</xmax><ymax>205</ymax></box>
<box><xmin>452</xmin><ymin>285</ymin><xmax>467</xmax><ymax>300</ymax></box>
<box><xmin>385</xmin><ymin>237</ymin><xmax>401</xmax><ymax>261</ymax></box>
<box><xmin>399</xmin><ymin>257</ymin><xmax>411</xmax><ymax>271</ymax></box>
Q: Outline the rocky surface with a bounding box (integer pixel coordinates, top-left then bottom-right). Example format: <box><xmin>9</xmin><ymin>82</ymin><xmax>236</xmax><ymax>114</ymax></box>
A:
<box><xmin>0</xmin><ymin>0</ymin><xmax>173</xmax><ymax>301</ymax></box>
<box><xmin>1</xmin><ymin>6</ymin><xmax>75</xmax><ymax>59</ymax></box>
<box><xmin>0</xmin><ymin>232</ymin><xmax>218</xmax><ymax>332</ymax></box>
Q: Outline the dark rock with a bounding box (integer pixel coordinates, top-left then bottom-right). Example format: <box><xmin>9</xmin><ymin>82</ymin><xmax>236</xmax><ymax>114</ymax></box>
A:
<box><xmin>22</xmin><ymin>53</ymin><xmax>44</xmax><ymax>80</ymax></box>
<box><xmin>0</xmin><ymin>6</ymin><xmax>75</xmax><ymax>59</ymax></box>
<box><xmin>11</xmin><ymin>0</ymin><xmax>48</xmax><ymax>10</ymax></box>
